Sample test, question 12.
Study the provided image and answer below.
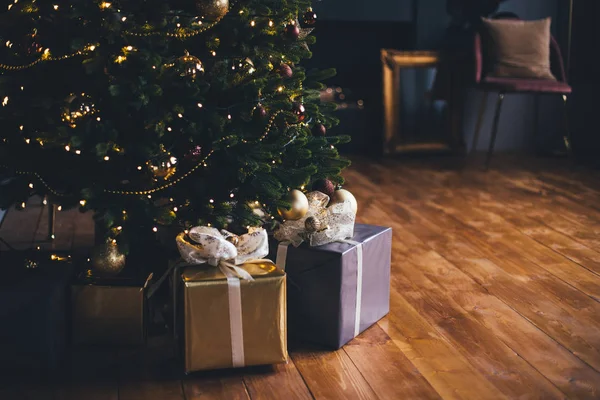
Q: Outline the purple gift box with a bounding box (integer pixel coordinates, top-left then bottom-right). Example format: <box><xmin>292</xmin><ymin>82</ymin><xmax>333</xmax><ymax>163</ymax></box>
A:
<box><xmin>269</xmin><ymin>224</ymin><xmax>392</xmax><ymax>349</ymax></box>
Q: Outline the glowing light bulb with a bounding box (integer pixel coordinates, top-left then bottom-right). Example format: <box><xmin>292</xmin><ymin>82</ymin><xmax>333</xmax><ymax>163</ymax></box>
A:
<box><xmin>197</xmin><ymin>103</ymin><xmax>203</xmax><ymax>108</ymax></box>
<box><xmin>250</xmin><ymin>20</ymin><xmax>256</xmax><ymax>27</ymax></box>
<box><xmin>53</xmin><ymin>4</ymin><xmax>58</xmax><ymax>10</ymax></box>
<box><xmin>104</xmin><ymin>155</ymin><xmax>110</xmax><ymax>161</ymax></box>
<box><xmin>116</xmin><ymin>226</ymin><xmax>122</xmax><ymax>230</ymax></box>
<box><xmin>57</xmin><ymin>205</ymin><xmax>62</xmax><ymax>211</ymax></box>
<box><xmin>269</xmin><ymin>20</ymin><xmax>274</xmax><ymax>27</ymax></box>
<box><xmin>209</xmin><ymin>199</ymin><xmax>214</xmax><ymax>204</ymax></box>
<box><xmin>79</xmin><ymin>200</ymin><xmax>86</xmax><ymax>206</ymax></box>
<box><xmin>227</xmin><ymin>114</ymin><xmax>232</xmax><ymax>120</ymax></box>
<box><xmin>96</xmin><ymin>117</ymin><xmax>101</xmax><ymax>121</ymax></box>
<box><xmin>42</xmin><ymin>199</ymin><xmax>48</xmax><ymax>205</ymax></box>
<box><xmin>21</xmin><ymin>202</ymin><xmax>26</xmax><ymax>208</ymax></box>
<box><xmin>28</xmin><ymin>183</ymin><xmax>34</xmax><ymax>189</ymax></box>
<box><xmin>173</xmin><ymin>207</ymin><xmax>178</xmax><ymax>212</ymax></box>
<box><xmin>147</xmin><ymin>195</ymin><xmax>152</xmax><ymax>199</ymax></box>
<box><xmin>126</xmin><ymin>45</ymin><xmax>133</xmax><ymax>51</ymax></box>
<box><xmin>167</xmin><ymin>127</ymin><xmax>172</xmax><ymax>132</ymax></box>
<box><xmin>211</xmin><ymin>51</ymin><xmax>216</xmax><ymax>56</ymax></box>
<box><xmin>121</xmin><ymin>16</ymin><xmax>127</xmax><ymax>21</ymax></box>
<box><xmin>65</xmin><ymin>145</ymin><xmax>70</xmax><ymax>151</ymax></box>
<box><xmin>229</xmin><ymin>193</ymin><xmax>234</xmax><ymax>198</ymax></box>
<box><xmin>277</xmin><ymin>86</ymin><xmax>284</xmax><ymax>92</ymax></box>
<box><xmin>137</xmin><ymin>166</ymin><xmax>142</xmax><ymax>170</ymax></box>
<box><xmin>75</xmin><ymin>150</ymin><xmax>81</xmax><ymax>154</ymax></box>
<box><xmin>19</xmin><ymin>125</ymin><xmax>23</xmax><ymax>131</ymax></box>
<box><xmin>2</xmin><ymin>96</ymin><xmax>9</xmax><ymax>106</ymax></box>
<box><xmin>178</xmin><ymin>113</ymin><xmax>183</xmax><ymax>118</ymax></box>
<box><xmin>152</xmin><ymin>227</ymin><xmax>158</xmax><ymax>232</ymax></box>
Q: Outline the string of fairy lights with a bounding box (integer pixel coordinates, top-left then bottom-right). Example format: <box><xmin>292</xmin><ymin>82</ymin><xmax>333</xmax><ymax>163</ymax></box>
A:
<box><xmin>0</xmin><ymin>0</ymin><xmax>320</xmax><ymax>235</ymax></box>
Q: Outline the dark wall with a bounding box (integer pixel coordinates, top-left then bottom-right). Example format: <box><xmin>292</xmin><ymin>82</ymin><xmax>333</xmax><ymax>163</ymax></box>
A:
<box><xmin>569</xmin><ymin>0</ymin><xmax>600</xmax><ymax>160</ymax></box>
<box><xmin>313</xmin><ymin>0</ymin><xmax>413</xmax><ymax>22</ymax></box>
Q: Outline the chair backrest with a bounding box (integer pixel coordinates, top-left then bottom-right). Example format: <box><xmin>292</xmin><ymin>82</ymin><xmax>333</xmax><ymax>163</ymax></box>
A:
<box><xmin>474</xmin><ymin>17</ymin><xmax>568</xmax><ymax>83</ymax></box>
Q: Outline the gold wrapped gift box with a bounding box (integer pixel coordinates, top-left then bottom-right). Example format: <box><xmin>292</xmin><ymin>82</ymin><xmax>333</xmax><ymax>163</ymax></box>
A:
<box><xmin>71</xmin><ymin>272</ymin><xmax>153</xmax><ymax>346</ymax></box>
<box><xmin>175</xmin><ymin>260</ymin><xmax>287</xmax><ymax>372</ymax></box>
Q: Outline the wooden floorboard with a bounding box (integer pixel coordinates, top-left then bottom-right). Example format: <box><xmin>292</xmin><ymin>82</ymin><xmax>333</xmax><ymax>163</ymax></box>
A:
<box><xmin>2</xmin><ymin>156</ymin><xmax>600</xmax><ymax>399</ymax></box>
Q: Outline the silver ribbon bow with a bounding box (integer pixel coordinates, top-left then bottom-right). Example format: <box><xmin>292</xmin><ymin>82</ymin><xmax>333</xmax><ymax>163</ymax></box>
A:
<box><xmin>274</xmin><ymin>191</ymin><xmax>355</xmax><ymax>247</ymax></box>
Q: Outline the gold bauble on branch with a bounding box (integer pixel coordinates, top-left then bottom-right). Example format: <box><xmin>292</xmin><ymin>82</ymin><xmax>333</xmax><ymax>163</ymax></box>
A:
<box><xmin>226</xmin><ymin>235</ymin><xmax>240</xmax><ymax>246</ymax></box>
<box><xmin>147</xmin><ymin>146</ymin><xmax>178</xmax><ymax>180</ymax></box>
<box><xmin>90</xmin><ymin>241</ymin><xmax>126</xmax><ymax>276</ymax></box>
<box><xmin>61</xmin><ymin>93</ymin><xmax>97</xmax><ymax>128</ymax></box>
<box><xmin>177</xmin><ymin>51</ymin><xmax>204</xmax><ymax>80</ymax></box>
<box><xmin>196</xmin><ymin>0</ymin><xmax>229</xmax><ymax>21</ymax></box>
<box><xmin>330</xmin><ymin>189</ymin><xmax>358</xmax><ymax>215</ymax></box>
<box><xmin>277</xmin><ymin>189</ymin><xmax>309</xmax><ymax>221</ymax></box>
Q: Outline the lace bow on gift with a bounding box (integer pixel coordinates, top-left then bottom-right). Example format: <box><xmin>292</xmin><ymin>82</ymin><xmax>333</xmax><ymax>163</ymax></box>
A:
<box><xmin>176</xmin><ymin>226</ymin><xmax>270</xmax><ymax>280</ymax></box>
<box><xmin>274</xmin><ymin>191</ymin><xmax>355</xmax><ymax>247</ymax></box>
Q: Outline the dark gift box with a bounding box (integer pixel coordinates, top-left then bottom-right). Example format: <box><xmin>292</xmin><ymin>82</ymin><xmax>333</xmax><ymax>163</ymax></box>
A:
<box><xmin>71</xmin><ymin>271</ymin><xmax>152</xmax><ymax>346</ymax></box>
<box><xmin>0</xmin><ymin>252</ymin><xmax>73</xmax><ymax>370</ymax></box>
<box><xmin>270</xmin><ymin>223</ymin><xmax>392</xmax><ymax>349</ymax></box>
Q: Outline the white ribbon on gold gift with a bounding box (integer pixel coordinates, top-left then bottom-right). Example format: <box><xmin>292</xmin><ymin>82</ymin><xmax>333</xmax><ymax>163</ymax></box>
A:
<box><xmin>174</xmin><ymin>226</ymin><xmax>271</xmax><ymax>368</ymax></box>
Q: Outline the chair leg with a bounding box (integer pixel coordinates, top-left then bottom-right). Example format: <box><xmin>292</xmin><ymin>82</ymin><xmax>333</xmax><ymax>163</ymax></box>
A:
<box><xmin>485</xmin><ymin>92</ymin><xmax>505</xmax><ymax>170</ymax></box>
<box><xmin>532</xmin><ymin>94</ymin><xmax>540</xmax><ymax>143</ymax></box>
<box><xmin>471</xmin><ymin>91</ymin><xmax>489</xmax><ymax>154</ymax></box>
<box><xmin>561</xmin><ymin>94</ymin><xmax>573</xmax><ymax>157</ymax></box>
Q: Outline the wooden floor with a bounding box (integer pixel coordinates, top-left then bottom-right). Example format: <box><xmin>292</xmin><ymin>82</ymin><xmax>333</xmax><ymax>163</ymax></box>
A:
<box><xmin>1</xmin><ymin>155</ymin><xmax>600</xmax><ymax>399</ymax></box>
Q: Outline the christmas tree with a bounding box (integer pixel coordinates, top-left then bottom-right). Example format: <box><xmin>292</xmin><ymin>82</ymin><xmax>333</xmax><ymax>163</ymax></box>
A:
<box><xmin>0</xmin><ymin>0</ymin><xmax>349</xmax><ymax>254</ymax></box>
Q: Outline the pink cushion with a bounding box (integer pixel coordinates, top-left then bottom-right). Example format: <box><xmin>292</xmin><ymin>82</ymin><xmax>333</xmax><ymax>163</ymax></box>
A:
<box><xmin>481</xmin><ymin>76</ymin><xmax>572</xmax><ymax>93</ymax></box>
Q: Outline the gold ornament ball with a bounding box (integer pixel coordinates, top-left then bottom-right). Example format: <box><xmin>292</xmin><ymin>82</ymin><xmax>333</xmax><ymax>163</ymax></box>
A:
<box><xmin>62</xmin><ymin>93</ymin><xmax>96</xmax><ymax>128</ymax></box>
<box><xmin>226</xmin><ymin>235</ymin><xmax>240</xmax><ymax>246</ymax></box>
<box><xmin>277</xmin><ymin>189</ymin><xmax>309</xmax><ymax>220</ymax></box>
<box><xmin>177</xmin><ymin>52</ymin><xmax>204</xmax><ymax>80</ymax></box>
<box><xmin>91</xmin><ymin>242</ymin><xmax>126</xmax><ymax>276</ymax></box>
<box><xmin>304</xmin><ymin>216</ymin><xmax>322</xmax><ymax>233</ymax></box>
<box><xmin>196</xmin><ymin>0</ymin><xmax>229</xmax><ymax>20</ymax></box>
<box><xmin>330</xmin><ymin>189</ymin><xmax>358</xmax><ymax>214</ymax></box>
<box><xmin>24</xmin><ymin>258</ymin><xmax>38</xmax><ymax>269</ymax></box>
<box><xmin>148</xmin><ymin>150</ymin><xmax>178</xmax><ymax>180</ymax></box>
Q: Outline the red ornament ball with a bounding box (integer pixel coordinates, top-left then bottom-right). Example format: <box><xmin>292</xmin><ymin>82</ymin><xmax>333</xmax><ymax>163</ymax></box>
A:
<box><xmin>278</xmin><ymin>63</ymin><xmax>293</xmax><ymax>79</ymax></box>
<box><xmin>22</xmin><ymin>32</ymin><xmax>42</xmax><ymax>56</ymax></box>
<box><xmin>254</xmin><ymin>104</ymin><xmax>267</xmax><ymax>119</ymax></box>
<box><xmin>312</xmin><ymin>179</ymin><xmax>336</xmax><ymax>199</ymax></box>
<box><xmin>285</xmin><ymin>23</ymin><xmax>300</xmax><ymax>39</ymax></box>
<box><xmin>292</xmin><ymin>102</ymin><xmax>305</xmax><ymax>122</ymax></box>
<box><xmin>303</xmin><ymin>8</ymin><xmax>317</xmax><ymax>25</ymax></box>
<box><xmin>312</xmin><ymin>123</ymin><xmax>327</xmax><ymax>136</ymax></box>
<box><xmin>184</xmin><ymin>145</ymin><xmax>202</xmax><ymax>162</ymax></box>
